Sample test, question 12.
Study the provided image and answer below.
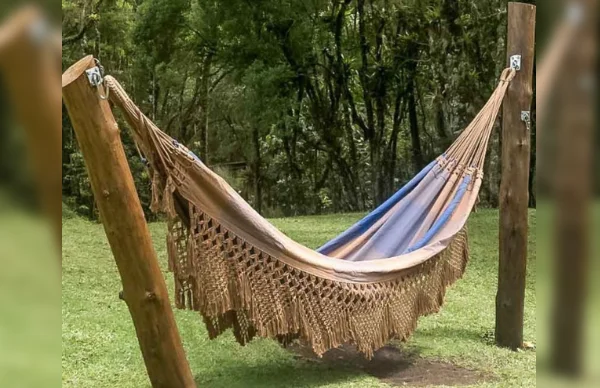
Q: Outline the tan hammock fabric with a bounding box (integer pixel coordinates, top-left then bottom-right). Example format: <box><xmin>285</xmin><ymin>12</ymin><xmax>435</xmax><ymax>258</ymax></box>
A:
<box><xmin>104</xmin><ymin>68</ymin><xmax>514</xmax><ymax>358</ymax></box>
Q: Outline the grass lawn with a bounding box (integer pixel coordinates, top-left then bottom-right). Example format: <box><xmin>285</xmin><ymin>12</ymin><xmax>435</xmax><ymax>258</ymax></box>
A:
<box><xmin>0</xmin><ymin>205</ymin><xmax>61</xmax><ymax>387</ymax></box>
<box><xmin>62</xmin><ymin>209</ymin><xmax>536</xmax><ymax>387</ymax></box>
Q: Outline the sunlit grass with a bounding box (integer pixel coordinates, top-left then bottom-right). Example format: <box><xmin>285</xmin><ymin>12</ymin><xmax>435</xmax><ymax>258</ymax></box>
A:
<box><xmin>62</xmin><ymin>209</ymin><xmax>536</xmax><ymax>387</ymax></box>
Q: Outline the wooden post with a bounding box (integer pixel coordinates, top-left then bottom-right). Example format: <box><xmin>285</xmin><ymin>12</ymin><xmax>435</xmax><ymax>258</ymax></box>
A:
<box><xmin>551</xmin><ymin>0</ymin><xmax>594</xmax><ymax>375</ymax></box>
<box><xmin>0</xmin><ymin>6</ymin><xmax>62</xmax><ymax>246</ymax></box>
<box><xmin>495</xmin><ymin>2</ymin><xmax>536</xmax><ymax>349</ymax></box>
<box><xmin>62</xmin><ymin>56</ymin><xmax>196</xmax><ymax>387</ymax></box>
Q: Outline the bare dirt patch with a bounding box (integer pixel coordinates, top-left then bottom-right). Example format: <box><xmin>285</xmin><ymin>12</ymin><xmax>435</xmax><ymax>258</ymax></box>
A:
<box><xmin>289</xmin><ymin>343</ymin><xmax>492</xmax><ymax>387</ymax></box>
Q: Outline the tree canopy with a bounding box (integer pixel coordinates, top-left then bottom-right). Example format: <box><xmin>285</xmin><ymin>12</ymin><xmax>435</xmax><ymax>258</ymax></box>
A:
<box><xmin>62</xmin><ymin>0</ymin><xmax>536</xmax><ymax>219</ymax></box>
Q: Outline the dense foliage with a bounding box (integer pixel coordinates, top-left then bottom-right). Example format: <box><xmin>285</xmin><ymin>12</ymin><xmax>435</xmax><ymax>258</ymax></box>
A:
<box><xmin>62</xmin><ymin>0</ymin><xmax>536</xmax><ymax>219</ymax></box>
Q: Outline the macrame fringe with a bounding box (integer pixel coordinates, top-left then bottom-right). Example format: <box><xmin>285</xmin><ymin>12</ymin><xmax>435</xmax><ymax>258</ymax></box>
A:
<box><xmin>161</xmin><ymin>197</ymin><xmax>470</xmax><ymax>358</ymax></box>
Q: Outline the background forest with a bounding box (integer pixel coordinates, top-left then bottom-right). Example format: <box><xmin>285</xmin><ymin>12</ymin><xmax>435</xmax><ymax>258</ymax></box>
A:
<box><xmin>61</xmin><ymin>0</ymin><xmax>536</xmax><ymax>219</ymax></box>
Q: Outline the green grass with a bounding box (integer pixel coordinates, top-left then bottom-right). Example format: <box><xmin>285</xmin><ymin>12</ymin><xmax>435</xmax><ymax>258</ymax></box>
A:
<box><xmin>62</xmin><ymin>209</ymin><xmax>536</xmax><ymax>387</ymax></box>
<box><xmin>0</xmin><ymin>202</ymin><xmax>61</xmax><ymax>387</ymax></box>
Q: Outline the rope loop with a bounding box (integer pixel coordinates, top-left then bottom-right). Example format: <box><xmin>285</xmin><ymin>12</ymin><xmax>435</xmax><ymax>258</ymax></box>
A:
<box><xmin>96</xmin><ymin>82</ymin><xmax>110</xmax><ymax>100</ymax></box>
<box><xmin>500</xmin><ymin>67</ymin><xmax>516</xmax><ymax>83</ymax></box>
<box><xmin>93</xmin><ymin>59</ymin><xmax>110</xmax><ymax>100</ymax></box>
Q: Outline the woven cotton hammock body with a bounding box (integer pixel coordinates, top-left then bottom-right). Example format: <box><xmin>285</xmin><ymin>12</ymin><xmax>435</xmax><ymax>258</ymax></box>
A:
<box><xmin>105</xmin><ymin>67</ymin><xmax>515</xmax><ymax>358</ymax></box>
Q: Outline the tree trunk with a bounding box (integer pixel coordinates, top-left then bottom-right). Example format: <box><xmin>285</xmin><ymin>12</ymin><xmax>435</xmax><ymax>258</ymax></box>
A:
<box><xmin>407</xmin><ymin>79</ymin><xmax>423</xmax><ymax>173</ymax></box>
<box><xmin>199</xmin><ymin>53</ymin><xmax>213</xmax><ymax>162</ymax></box>
<box><xmin>251</xmin><ymin>126</ymin><xmax>262</xmax><ymax>214</ymax></box>
<box><xmin>406</xmin><ymin>41</ymin><xmax>424</xmax><ymax>173</ymax></box>
<box><xmin>434</xmin><ymin>98</ymin><xmax>451</xmax><ymax>150</ymax></box>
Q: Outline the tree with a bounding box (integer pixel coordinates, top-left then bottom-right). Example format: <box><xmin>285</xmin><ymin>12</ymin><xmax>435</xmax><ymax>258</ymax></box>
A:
<box><xmin>61</xmin><ymin>0</ymin><xmax>533</xmax><ymax>219</ymax></box>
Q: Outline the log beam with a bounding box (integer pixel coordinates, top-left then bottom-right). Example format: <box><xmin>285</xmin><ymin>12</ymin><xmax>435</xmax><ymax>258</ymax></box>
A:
<box><xmin>62</xmin><ymin>56</ymin><xmax>196</xmax><ymax>387</ymax></box>
<box><xmin>550</xmin><ymin>0</ymin><xmax>595</xmax><ymax>375</ymax></box>
<box><xmin>495</xmin><ymin>2</ymin><xmax>536</xmax><ymax>349</ymax></box>
<box><xmin>0</xmin><ymin>6</ymin><xmax>62</xmax><ymax>245</ymax></box>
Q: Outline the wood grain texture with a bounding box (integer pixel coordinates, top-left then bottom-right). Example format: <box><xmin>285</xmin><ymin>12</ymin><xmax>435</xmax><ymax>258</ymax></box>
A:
<box><xmin>62</xmin><ymin>56</ymin><xmax>196</xmax><ymax>388</ymax></box>
<box><xmin>495</xmin><ymin>2</ymin><xmax>536</xmax><ymax>349</ymax></box>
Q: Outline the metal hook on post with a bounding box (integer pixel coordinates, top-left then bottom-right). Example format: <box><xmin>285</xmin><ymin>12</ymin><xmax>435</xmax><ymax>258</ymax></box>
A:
<box><xmin>96</xmin><ymin>82</ymin><xmax>110</xmax><ymax>100</ymax></box>
<box><xmin>521</xmin><ymin>111</ymin><xmax>531</xmax><ymax>130</ymax></box>
<box><xmin>510</xmin><ymin>54</ymin><xmax>522</xmax><ymax>71</ymax></box>
<box><xmin>85</xmin><ymin>60</ymin><xmax>110</xmax><ymax>100</ymax></box>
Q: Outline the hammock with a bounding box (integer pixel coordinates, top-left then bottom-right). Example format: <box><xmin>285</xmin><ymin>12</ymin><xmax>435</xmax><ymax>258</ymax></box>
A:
<box><xmin>104</xmin><ymin>67</ymin><xmax>515</xmax><ymax>358</ymax></box>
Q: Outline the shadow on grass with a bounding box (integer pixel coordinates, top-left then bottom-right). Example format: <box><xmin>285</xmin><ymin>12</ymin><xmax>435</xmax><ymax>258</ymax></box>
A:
<box><xmin>416</xmin><ymin>326</ymin><xmax>491</xmax><ymax>343</ymax></box>
<box><xmin>187</xmin><ymin>343</ymin><xmax>423</xmax><ymax>388</ymax></box>
<box><xmin>196</xmin><ymin>343</ymin><xmax>490</xmax><ymax>388</ymax></box>
<box><xmin>192</xmin><ymin>353</ymin><xmax>365</xmax><ymax>388</ymax></box>
<box><xmin>188</xmin><ymin>342</ymin><xmax>489</xmax><ymax>388</ymax></box>
<box><xmin>144</xmin><ymin>336</ymin><xmax>490</xmax><ymax>388</ymax></box>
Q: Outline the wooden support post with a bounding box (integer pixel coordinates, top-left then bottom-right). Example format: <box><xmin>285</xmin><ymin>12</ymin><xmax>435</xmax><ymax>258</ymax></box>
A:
<box><xmin>62</xmin><ymin>56</ymin><xmax>196</xmax><ymax>388</ymax></box>
<box><xmin>0</xmin><ymin>6</ymin><xmax>62</xmax><ymax>246</ymax></box>
<box><xmin>495</xmin><ymin>2</ymin><xmax>536</xmax><ymax>349</ymax></box>
<box><xmin>551</xmin><ymin>0</ymin><xmax>595</xmax><ymax>375</ymax></box>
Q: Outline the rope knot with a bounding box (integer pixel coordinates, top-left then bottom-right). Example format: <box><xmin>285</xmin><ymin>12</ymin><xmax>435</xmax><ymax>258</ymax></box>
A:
<box><xmin>500</xmin><ymin>68</ymin><xmax>516</xmax><ymax>83</ymax></box>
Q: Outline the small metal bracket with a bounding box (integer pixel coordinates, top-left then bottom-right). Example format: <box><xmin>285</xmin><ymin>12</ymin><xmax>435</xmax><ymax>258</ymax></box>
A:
<box><xmin>521</xmin><ymin>111</ymin><xmax>531</xmax><ymax>130</ymax></box>
<box><xmin>510</xmin><ymin>55</ymin><xmax>522</xmax><ymax>71</ymax></box>
<box><xmin>86</xmin><ymin>66</ymin><xmax>103</xmax><ymax>87</ymax></box>
<box><xmin>85</xmin><ymin>64</ymin><xmax>110</xmax><ymax>100</ymax></box>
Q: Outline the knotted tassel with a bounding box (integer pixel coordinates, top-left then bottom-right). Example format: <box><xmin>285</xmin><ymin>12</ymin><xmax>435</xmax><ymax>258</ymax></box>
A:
<box><xmin>162</xmin><ymin>176</ymin><xmax>177</xmax><ymax>219</ymax></box>
<box><xmin>150</xmin><ymin>172</ymin><xmax>162</xmax><ymax>213</ymax></box>
<box><xmin>166</xmin><ymin>231</ymin><xmax>176</xmax><ymax>272</ymax></box>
